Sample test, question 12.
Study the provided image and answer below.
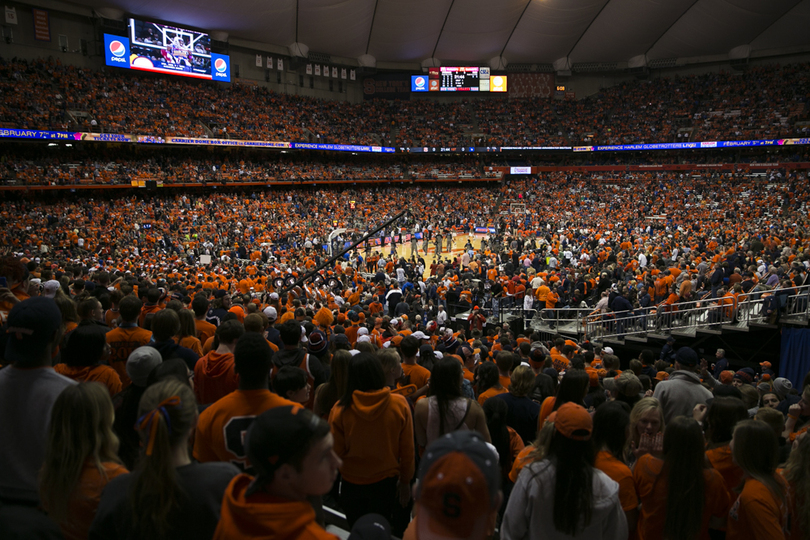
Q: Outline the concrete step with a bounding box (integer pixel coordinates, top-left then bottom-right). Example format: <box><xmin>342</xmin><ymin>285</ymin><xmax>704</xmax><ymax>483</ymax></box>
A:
<box><xmin>722</xmin><ymin>323</ymin><xmax>749</xmax><ymax>332</ymax></box>
<box><xmin>748</xmin><ymin>322</ymin><xmax>777</xmax><ymax>330</ymax></box>
<box><xmin>696</xmin><ymin>327</ymin><xmax>723</xmax><ymax>336</ymax></box>
<box><xmin>625</xmin><ymin>335</ymin><xmax>649</xmax><ymax>343</ymax></box>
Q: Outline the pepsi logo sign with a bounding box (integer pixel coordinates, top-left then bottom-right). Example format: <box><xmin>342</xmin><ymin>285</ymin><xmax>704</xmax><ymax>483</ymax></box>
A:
<box><xmin>214</xmin><ymin>58</ymin><xmax>228</xmax><ymax>73</ymax></box>
<box><xmin>109</xmin><ymin>40</ymin><xmax>126</xmax><ymax>57</ymax></box>
<box><xmin>414</xmin><ymin>77</ymin><xmax>426</xmax><ymax>88</ymax></box>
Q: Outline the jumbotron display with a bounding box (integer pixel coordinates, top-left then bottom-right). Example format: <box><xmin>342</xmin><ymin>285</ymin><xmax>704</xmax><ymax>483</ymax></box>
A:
<box><xmin>103</xmin><ymin>18</ymin><xmax>231</xmax><ymax>82</ymax></box>
<box><xmin>411</xmin><ymin>67</ymin><xmax>507</xmax><ymax>92</ymax></box>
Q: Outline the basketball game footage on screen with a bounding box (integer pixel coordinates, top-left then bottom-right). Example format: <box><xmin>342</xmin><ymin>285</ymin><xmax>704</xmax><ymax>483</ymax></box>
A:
<box><xmin>103</xmin><ymin>19</ymin><xmax>231</xmax><ymax>82</ymax></box>
<box><xmin>129</xmin><ymin>19</ymin><xmax>211</xmax><ymax>77</ymax></box>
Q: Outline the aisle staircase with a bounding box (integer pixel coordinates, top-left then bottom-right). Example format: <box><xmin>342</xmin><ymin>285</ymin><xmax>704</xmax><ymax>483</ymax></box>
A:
<box><xmin>522</xmin><ymin>285</ymin><xmax>809</xmax><ymax>344</ymax></box>
<box><xmin>514</xmin><ymin>286</ymin><xmax>810</xmax><ymax>357</ymax></box>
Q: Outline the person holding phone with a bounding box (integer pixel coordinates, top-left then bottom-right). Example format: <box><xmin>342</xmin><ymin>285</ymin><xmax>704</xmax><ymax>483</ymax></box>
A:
<box><xmin>783</xmin><ymin>384</ymin><xmax>810</xmax><ymax>443</ymax></box>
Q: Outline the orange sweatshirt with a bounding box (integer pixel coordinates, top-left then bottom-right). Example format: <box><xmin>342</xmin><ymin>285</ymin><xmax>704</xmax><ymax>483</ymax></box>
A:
<box><xmin>329</xmin><ymin>388</ymin><xmax>415</xmax><ymax>485</ymax></box>
<box><xmin>54</xmin><ymin>364</ymin><xmax>122</xmax><ymax>397</ymax></box>
<box><xmin>194</xmin><ymin>350</ymin><xmax>239</xmax><ymax>405</ymax></box>
<box><xmin>213</xmin><ymin>474</ymin><xmax>338</xmax><ymax>540</ymax></box>
<box><xmin>194</xmin><ymin>389</ymin><xmax>298</xmax><ymax>470</ymax></box>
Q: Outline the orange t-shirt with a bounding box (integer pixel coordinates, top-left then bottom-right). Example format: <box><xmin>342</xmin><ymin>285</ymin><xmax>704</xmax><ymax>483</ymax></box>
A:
<box><xmin>462</xmin><ymin>367</ymin><xmax>475</xmax><ymax>383</ymax></box>
<box><xmin>105</xmin><ymin>325</ymin><xmax>153</xmax><ymax>388</ymax></box>
<box><xmin>54</xmin><ymin>364</ymin><xmax>122</xmax><ymax>397</ymax></box>
<box><xmin>202</xmin><ymin>335</ymin><xmax>216</xmax><ymax>355</ymax></box>
<box><xmin>477</xmin><ymin>385</ymin><xmax>508</xmax><ymax>405</ymax></box>
<box><xmin>706</xmin><ymin>445</ymin><xmax>745</xmax><ymax>500</ymax></box>
<box><xmin>193</xmin><ymin>389</ymin><xmax>298</xmax><ymax>472</ymax></box>
<box><xmin>509</xmin><ymin>444</ymin><xmax>537</xmax><ymax>483</ymax></box>
<box><xmin>537</xmin><ymin>396</ymin><xmax>556</xmax><ymax>429</ymax></box>
<box><xmin>104</xmin><ymin>308</ymin><xmax>119</xmax><ymax>328</ymax></box>
<box><xmin>179</xmin><ymin>335</ymin><xmax>204</xmax><ymax>357</ymax></box>
<box><xmin>195</xmin><ymin>318</ymin><xmax>217</xmax><ymax>344</ymax></box>
<box><xmin>595</xmin><ymin>450</ymin><xmax>638</xmax><ymax>512</ymax></box>
<box><xmin>727</xmin><ymin>477</ymin><xmax>788</xmax><ymax>540</ymax></box>
<box><xmin>633</xmin><ymin>454</ymin><xmax>731</xmax><ymax>540</ymax></box>
<box><xmin>508</xmin><ymin>426</ymin><xmax>525</xmax><ymax>465</ymax></box>
<box><xmin>499</xmin><ymin>375</ymin><xmax>512</xmax><ymax>389</ymax></box>
<box><xmin>52</xmin><ymin>461</ymin><xmax>128</xmax><ymax>540</ymax></box>
<box><xmin>550</xmin><ymin>353</ymin><xmax>569</xmax><ymax>373</ymax></box>
<box><xmin>400</xmin><ymin>362</ymin><xmax>431</xmax><ymax>390</ymax></box>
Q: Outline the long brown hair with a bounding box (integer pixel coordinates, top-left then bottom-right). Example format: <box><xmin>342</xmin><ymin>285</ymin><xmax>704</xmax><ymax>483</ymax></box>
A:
<box><xmin>784</xmin><ymin>434</ymin><xmax>810</xmax><ymax>540</ymax></box>
<box><xmin>314</xmin><ymin>349</ymin><xmax>351</xmax><ymax>417</ymax></box>
<box><xmin>177</xmin><ymin>309</ymin><xmax>197</xmax><ymax>339</ymax></box>
<box><xmin>732</xmin><ymin>419</ymin><xmax>785</xmax><ymax>505</ymax></box>
<box><xmin>39</xmin><ymin>382</ymin><xmax>121</xmax><ymax>522</ymax></box>
<box><xmin>131</xmin><ymin>379</ymin><xmax>197</xmax><ymax>539</ymax></box>
<box><xmin>658</xmin><ymin>417</ymin><xmax>706</xmax><ymax>540</ymax></box>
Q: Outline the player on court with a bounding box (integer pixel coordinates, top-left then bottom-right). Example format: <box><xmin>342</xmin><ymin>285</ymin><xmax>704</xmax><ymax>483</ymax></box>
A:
<box><xmin>169</xmin><ymin>36</ymin><xmax>192</xmax><ymax>67</ymax></box>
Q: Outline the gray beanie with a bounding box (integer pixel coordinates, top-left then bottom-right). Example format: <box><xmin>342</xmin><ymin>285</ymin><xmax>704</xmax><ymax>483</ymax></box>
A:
<box><xmin>773</xmin><ymin>377</ymin><xmax>792</xmax><ymax>399</ymax></box>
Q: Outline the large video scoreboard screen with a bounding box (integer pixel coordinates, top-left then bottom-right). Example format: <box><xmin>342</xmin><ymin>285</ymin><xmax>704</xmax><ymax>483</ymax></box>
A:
<box><xmin>103</xmin><ymin>18</ymin><xmax>231</xmax><ymax>82</ymax></box>
<box><xmin>411</xmin><ymin>67</ymin><xmax>506</xmax><ymax>93</ymax></box>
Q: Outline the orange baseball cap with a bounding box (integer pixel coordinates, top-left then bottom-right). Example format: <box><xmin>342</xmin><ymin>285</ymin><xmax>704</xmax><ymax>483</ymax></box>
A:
<box><xmin>414</xmin><ymin>432</ymin><xmax>500</xmax><ymax>540</ymax></box>
<box><xmin>554</xmin><ymin>403</ymin><xmax>592</xmax><ymax>441</ymax></box>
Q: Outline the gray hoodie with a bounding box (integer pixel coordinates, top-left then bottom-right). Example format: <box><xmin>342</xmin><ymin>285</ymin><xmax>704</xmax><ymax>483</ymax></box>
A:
<box><xmin>653</xmin><ymin>370</ymin><xmax>713</xmax><ymax>425</ymax></box>
<box><xmin>501</xmin><ymin>459</ymin><xmax>627</xmax><ymax>540</ymax></box>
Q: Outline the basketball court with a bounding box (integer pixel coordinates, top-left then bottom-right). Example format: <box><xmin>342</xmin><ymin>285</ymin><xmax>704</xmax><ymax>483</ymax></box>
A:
<box><xmin>362</xmin><ymin>232</ymin><xmax>484</xmax><ymax>277</ymax></box>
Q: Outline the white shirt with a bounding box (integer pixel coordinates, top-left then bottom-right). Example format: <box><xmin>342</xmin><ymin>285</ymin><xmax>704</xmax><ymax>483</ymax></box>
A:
<box><xmin>638</xmin><ymin>253</ymin><xmax>648</xmax><ymax>267</ymax></box>
<box><xmin>437</xmin><ymin>310</ymin><xmax>447</xmax><ymax>325</ymax></box>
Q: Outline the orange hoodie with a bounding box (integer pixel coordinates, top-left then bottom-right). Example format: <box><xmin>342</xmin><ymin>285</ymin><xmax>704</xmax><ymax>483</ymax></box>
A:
<box><xmin>329</xmin><ymin>388</ymin><xmax>415</xmax><ymax>485</ymax></box>
<box><xmin>194</xmin><ymin>350</ymin><xmax>239</xmax><ymax>405</ymax></box>
<box><xmin>138</xmin><ymin>303</ymin><xmax>161</xmax><ymax>328</ymax></box>
<box><xmin>213</xmin><ymin>474</ymin><xmax>338</xmax><ymax>540</ymax></box>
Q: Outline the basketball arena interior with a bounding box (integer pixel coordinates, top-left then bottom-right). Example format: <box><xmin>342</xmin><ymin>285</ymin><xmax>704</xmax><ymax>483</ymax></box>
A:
<box><xmin>1</xmin><ymin>1</ymin><xmax>810</xmax><ymax>539</ymax></box>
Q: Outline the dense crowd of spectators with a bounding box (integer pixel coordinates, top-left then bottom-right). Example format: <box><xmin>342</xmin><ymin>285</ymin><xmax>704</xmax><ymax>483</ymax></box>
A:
<box><xmin>2</xmin><ymin>54</ymin><xmax>810</xmax><ymax>540</ymax></box>
<box><xmin>2</xmin><ymin>57</ymin><xmax>808</xmax><ymax>148</ymax></box>
<box><xmin>0</xmin><ymin>145</ymin><xmax>484</xmax><ymax>186</ymax></box>
<box><xmin>0</xmin><ymin>169</ymin><xmax>809</xmax><ymax>539</ymax></box>
<box><xmin>2</xmin><ymin>143</ymin><xmax>810</xmax><ymax>188</ymax></box>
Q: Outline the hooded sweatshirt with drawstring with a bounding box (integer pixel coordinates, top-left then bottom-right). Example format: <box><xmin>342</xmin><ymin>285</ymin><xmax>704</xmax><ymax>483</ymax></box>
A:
<box><xmin>328</xmin><ymin>388</ymin><xmax>415</xmax><ymax>485</ymax></box>
<box><xmin>213</xmin><ymin>475</ymin><xmax>338</xmax><ymax>540</ymax></box>
<box><xmin>194</xmin><ymin>350</ymin><xmax>238</xmax><ymax>405</ymax></box>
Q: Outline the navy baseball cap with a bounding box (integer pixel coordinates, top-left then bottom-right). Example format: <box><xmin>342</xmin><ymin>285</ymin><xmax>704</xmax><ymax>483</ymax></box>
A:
<box><xmin>4</xmin><ymin>297</ymin><xmax>62</xmax><ymax>364</ymax></box>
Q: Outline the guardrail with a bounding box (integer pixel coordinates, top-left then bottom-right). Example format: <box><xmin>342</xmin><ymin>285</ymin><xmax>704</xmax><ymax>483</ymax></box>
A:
<box><xmin>582</xmin><ymin>284</ymin><xmax>810</xmax><ymax>341</ymax></box>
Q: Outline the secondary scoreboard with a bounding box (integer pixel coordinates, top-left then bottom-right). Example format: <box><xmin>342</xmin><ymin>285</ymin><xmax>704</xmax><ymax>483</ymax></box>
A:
<box><xmin>412</xmin><ymin>67</ymin><xmax>507</xmax><ymax>92</ymax></box>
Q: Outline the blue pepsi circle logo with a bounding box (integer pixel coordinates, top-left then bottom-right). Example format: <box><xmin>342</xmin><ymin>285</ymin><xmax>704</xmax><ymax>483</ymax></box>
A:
<box><xmin>109</xmin><ymin>40</ymin><xmax>126</xmax><ymax>57</ymax></box>
<box><xmin>415</xmin><ymin>76</ymin><xmax>426</xmax><ymax>88</ymax></box>
<box><xmin>214</xmin><ymin>58</ymin><xmax>227</xmax><ymax>73</ymax></box>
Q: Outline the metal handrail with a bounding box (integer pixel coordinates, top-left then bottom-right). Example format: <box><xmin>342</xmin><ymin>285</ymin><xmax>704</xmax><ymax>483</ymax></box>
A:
<box><xmin>587</xmin><ymin>284</ymin><xmax>810</xmax><ymax>341</ymax></box>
